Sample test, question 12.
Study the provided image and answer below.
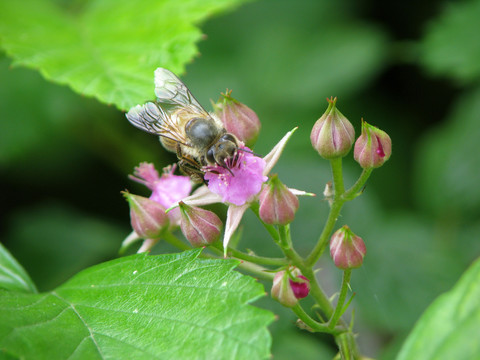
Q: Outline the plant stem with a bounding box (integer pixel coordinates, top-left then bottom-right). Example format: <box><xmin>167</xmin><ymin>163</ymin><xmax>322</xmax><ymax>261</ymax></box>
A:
<box><xmin>343</xmin><ymin>168</ymin><xmax>373</xmax><ymax>200</ymax></box>
<box><xmin>331</xmin><ymin>157</ymin><xmax>345</xmax><ymax>194</ymax></box>
<box><xmin>163</xmin><ymin>231</ymin><xmax>191</xmax><ymax>251</ymax></box>
<box><xmin>237</xmin><ymin>261</ymin><xmax>275</xmax><ymax>281</ymax></box>
<box><xmin>276</xmin><ymin>226</ymin><xmax>335</xmax><ymax>320</ymax></box>
<box><xmin>208</xmin><ymin>242</ymin><xmax>275</xmax><ymax>280</ymax></box>
<box><xmin>278</xmin><ymin>225</ymin><xmax>304</xmax><ymax>266</ymax></box>
<box><xmin>225</xmin><ymin>247</ymin><xmax>288</xmax><ymax>266</ymax></box>
<box><xmin>305</xmin><ymin>200</ymin><xmax>344</xmax><ymax>267</ymax></box>
<box><xmin>335</xmin><ymin>331</ymin><xmax>360</xmax><ymax>360</ymax></box>
<box><xmin>329</xmin><ymin>269</ymin><xmax>352</xmax><ymax>329</ymax></box>
<box><xmin>306</xmin><ymin>164</ymin><xmax>372</xmax><ymax>267</ymax></box>
<box><xmin>250</xmin><ymin>203</ymin><xmax>280</xmax><ymax>243</ymax></box>
<box><xmin>305</xmin><ymin>158</ymin><xmax>347</xmax><ymax>266</ymax></box>
<box><xmin>301</xmin><ymin>268</ymin><xmax>334</xmax><ymax>318</ymax></box>
<box><xmin>292</xmin><ymin>303</ymin><xmax>343</xmax><ymax>335</ymax></box>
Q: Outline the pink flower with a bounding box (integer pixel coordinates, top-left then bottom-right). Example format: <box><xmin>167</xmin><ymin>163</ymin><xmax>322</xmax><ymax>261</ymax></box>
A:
<box><xmin>168</xmin><ymin>128</ymin><xmax>313</xmax><ymax>253</ymax></box>
<box><xmin>204</xmin><ymin>146</ymin><xmax>268</xmax><ymax>206</ymax></box>
<box><xmin>129</xmin><ymin>163</ymin><xmax>192</xmax><ymax>225</ymax></box>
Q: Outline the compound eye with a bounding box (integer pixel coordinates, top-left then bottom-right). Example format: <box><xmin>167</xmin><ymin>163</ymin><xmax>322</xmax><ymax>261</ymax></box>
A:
<box><xmin>206</xmin><ymin>148</ymin><xmax>215</xmax><ymax>164</ymax></box>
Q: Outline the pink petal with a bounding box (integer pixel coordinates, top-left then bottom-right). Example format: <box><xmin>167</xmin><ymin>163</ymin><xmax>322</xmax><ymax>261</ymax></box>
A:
<box><xmin>205</xmin><ymin>148</ymin><xmax>267</xmax><ymax>206</ymax></box>
<box><xmin>263</xmin><ymin>128</ymin><xmax>298</xmax><ymax>176</ymax></box>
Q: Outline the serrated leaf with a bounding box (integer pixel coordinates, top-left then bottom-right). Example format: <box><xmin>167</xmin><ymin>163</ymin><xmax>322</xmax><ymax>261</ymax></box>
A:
<box><xmin>0</xmin><ymin>250</ymin><xmax>274</xmax><ymax>360</ymax></box>
<box><xmin>397</xmin><ymin>258</ymin><xmax>480</xmax><ymax>360</ymax></box>
<box><xmin>0</xmin><ymin>0</ymin><xmax>248</xmax><ymax>111</ymax></box>
<box><xmin>419</xmin><ymin>0</ymin><xmax>480</xmax><ymax>83</ymax></box>
<box><xmin>0</xmin><ymin>242</ymin><xmax>37</xmax><ymax>294</ymax></box>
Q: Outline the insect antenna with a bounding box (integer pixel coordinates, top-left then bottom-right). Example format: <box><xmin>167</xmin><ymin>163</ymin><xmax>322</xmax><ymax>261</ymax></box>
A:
<box><xmin>237</xmin><ymin>148</ymin><xmax>261</xmax><ymax>157</ymax></box>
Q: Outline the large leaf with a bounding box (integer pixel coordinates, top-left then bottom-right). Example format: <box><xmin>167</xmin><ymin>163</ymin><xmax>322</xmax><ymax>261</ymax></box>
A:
<box><xmin>397</xmin><ymin>258</ymin><xmax>480</xmax><ymax>360</ymax></box>
<box><xmin>0</xmin><ymin>250</ymin><xmax>274</xmax><ymax>359</ymax></box>
<box><xmin>419</xmin><ymin>0</ymin><xmax>480</xmax><ymax>83</ymax></box>
<box><xmin>0</xmin><ymin>0</ymin><xmax>248</xmax><ymax>111</ymax></box>
<box><xmin>0</xmin><ymin>243</ymin><xmax>37</xmax><ymax>294</ymax></box>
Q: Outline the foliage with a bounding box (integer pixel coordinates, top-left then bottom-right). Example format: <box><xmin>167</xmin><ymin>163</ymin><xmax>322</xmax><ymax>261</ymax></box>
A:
<box><xmin>397</xmin><ymin>258</ymin><xmax>480</xmax><ymax>360</ymax></box>
<box><xmin>1</xmin><ymin>0</ymin><xmax>480</xmax><ymax>358</ymax></box>
<box><xmin>0</xmin><ymin>250</ymin><xmax>273</xmax><ymax>359</ymax></box>
<box><xmin>0</xmin><ymin>243</ymin><xmax>37</xmax><ymax>294</ymax></box>
<box><xmin>0</xmin><ymin>0</ymin><xmax>248</xmax><ymax>111</ymax></box>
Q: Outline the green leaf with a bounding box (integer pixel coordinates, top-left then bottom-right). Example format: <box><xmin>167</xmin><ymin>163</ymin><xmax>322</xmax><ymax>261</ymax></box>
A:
<box><xmin>419</xmin><ymin>0</ymin><xmax>480</xmax><ymax>83</ymax></box>
<box><xmin>0</xmin><ymin>250</ymin><xmax>274</xmax><ymax>360</ymax></box>
<box><xmin>397</xmin><ymin>258</ymin><xmax>480</xmax><ymax>360</ymax></box>
<box><xmin>0</xmin><ymin>0</ymin><xmax>248</xmax><ymax>111</ymax></box>
<box><xmin>414</xmin><ymin>86</ymin><xmax>480</xmax><ymax>215</ymax></box>
<box><xmin>0</xmin><ymin>242</ymin><xmax>37</xmax><ymax>294</ymax></box>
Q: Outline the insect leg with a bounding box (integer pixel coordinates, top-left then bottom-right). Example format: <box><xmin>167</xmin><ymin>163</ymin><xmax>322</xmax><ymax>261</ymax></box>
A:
<box><xmin>176</xmin><ymin>143</ymin><xmax>205</xmax><ymax>183</ymax></box>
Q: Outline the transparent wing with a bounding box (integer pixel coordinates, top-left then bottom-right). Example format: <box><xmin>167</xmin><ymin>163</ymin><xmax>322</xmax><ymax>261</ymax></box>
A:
<box><xmin>154</xmin><ymin>68</ymin><xmax>209</xmax><ymax>116</ymax></box>
<box><xmin>125</xmin><ymin>102</ymin><xmax>188</xmax><ymax>145</ymax></box>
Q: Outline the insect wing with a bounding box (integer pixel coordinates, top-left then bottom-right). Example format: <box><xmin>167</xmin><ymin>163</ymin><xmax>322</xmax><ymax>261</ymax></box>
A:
<box><xmin>125</xmin><ymin>102</ymin><xmax>187</xmax><ymax>145</ymax></box>
<box><xmin>154</xmin><ymin>68</ymin><xmax>209</xmax><ymax>117</ymax></box>
<box><xmin>126</xmin><ymin>68</ymin><xmax>208</xmax><ymax>146</ymax></box>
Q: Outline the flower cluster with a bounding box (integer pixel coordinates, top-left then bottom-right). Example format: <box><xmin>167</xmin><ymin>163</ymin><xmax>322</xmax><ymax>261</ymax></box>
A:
<box><xmin>121</xmin><ymin>164</ymin><xmax>193</xmax><ymax>253</ymax></box>
<box><xmin>123</xmin><ymin>69</ymin><xmax>393</xmax><ymax>358</ymax></box>
<box><xmin>122</xmin><ymin>92</ymin><xmax>311</xmax><ymax>254</ymax></box>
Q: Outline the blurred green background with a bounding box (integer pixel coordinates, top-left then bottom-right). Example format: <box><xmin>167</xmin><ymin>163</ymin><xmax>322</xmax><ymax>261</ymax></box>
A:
<box><xmin>1</xmin><ymin>0</ymin><xmax>480</xmax><ymax>358</ymax></box>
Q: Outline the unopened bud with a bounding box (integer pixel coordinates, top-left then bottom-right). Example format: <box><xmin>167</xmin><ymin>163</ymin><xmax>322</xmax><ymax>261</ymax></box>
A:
<box><xmin>310</xmin><ymin>97</ymin><xmax>355</xmax><ymax>159</ymax></box>
<box><xmin>330</xmin><ymin>225</ymin><xmax>366</xmax><ymax>269</ymax></box>
<box><xmin>271</xmin><ymin>268</ymin><xmax>310</xmax><ymax>307</ymax></box>
<box><xmin>214</xmin><ymin>90</ymin><xmax>261</xmax><ymax>147</ymax></box>
<box><xmin>354</xmin><ymin>120</ymin><xmax>392</xmax><ymax>169</ymax></box>
<box><xmin>179</xmin><ymin>202</ymin><xmax>223</xmax><ymax>247</ymax></box>
<box><xmin>123</xmin><ymin>192</ymin><xmax>168</xmax><ymax>239</ymax></box>
<box><xmin>258</xmin><ymin>175</ymin><xmax>299</xmax><ymax>225</ymax></box>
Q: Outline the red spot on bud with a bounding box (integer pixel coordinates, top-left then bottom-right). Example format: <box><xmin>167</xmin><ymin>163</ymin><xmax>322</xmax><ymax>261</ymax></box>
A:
<box><xmin>375</xmin><ymin>135</ymin><xmax>385</xmax><ymax>157</ymax></box>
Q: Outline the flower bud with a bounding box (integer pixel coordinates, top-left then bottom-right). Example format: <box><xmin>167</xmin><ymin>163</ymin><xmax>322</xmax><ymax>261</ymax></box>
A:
<box><xmin>178</xmin><ymin>202</ymin><xmax>223</xmax><ymax>247</ymax></box>
<box><xmin>258</xmin><ymin>174</ymin><xmax>299</xmax><ymax>225</ymax></box>
<box><xmin>213</xmin><ymin>90</ymin><xmax>261</xmax><ymax>147</ymax></box>
<box><xmin>310</xmin><ymin>97</ymin><xmax>355</xmax><ymax>159</ymax></box>
<box><xmin>271</xmin><ymin>268</ymin><xmax>310</xmax><ymax>307</ymax></box>
<box><xmin>354</xmin><ymin>120</ymin><xmax>392</xmax><ymax>169</ymax></box>
<box><xmin>123</xmin><ymin>192</ymin><xmax>169</xmax><ymax>239</ymax></box>
<box><xmin>330</xmin><ymin>225</ymin><xmax>366</xmax><ymax>270</ymax></box>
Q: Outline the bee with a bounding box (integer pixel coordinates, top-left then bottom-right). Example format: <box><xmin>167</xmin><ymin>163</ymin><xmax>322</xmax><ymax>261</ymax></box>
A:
<box><xmin>126</xmin><ymin>68</ymin><xmax>239</xmax><ymax>182</ymax></box>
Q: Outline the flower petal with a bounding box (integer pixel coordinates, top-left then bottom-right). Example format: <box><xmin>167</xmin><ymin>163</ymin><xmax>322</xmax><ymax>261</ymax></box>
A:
<box><xmin>289</xmin><ymin>188</ymin><xmax>316</xmax><ymax>197</ymax></box>
<box><xmin>169</xmin><ymin>185</ymin><xmax>223</xmax><ymax>209</ymax></box>
<box><xmin>205</xmin><ymin>147</ymin><xmax>267</xmax><ymax>206</ymax></box>
<box><xmin>223</xmin><ymin>203</ymin><xmax>249</xmax><ymax>256</ymax></box>
<box><xmin>263</xmin><ymin>127</ymin><xmax>298</xmax><ymax>176</ymax></box>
